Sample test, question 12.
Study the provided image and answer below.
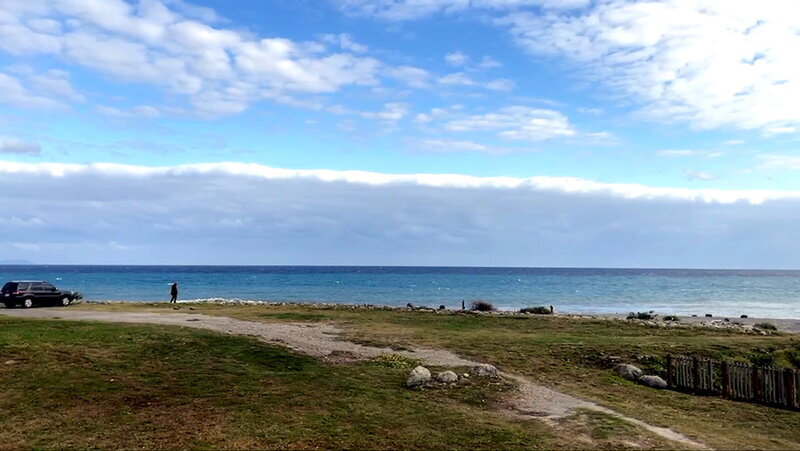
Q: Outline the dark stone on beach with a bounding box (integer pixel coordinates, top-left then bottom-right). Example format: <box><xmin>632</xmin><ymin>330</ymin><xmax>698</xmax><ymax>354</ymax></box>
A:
<box><xmin>741</xmin><ymin>314</ymin><xmax>748</xmax><ymax>318</ymax></box>
<box><xmin>691</xmin><ymin>314</ymin><xmax>697</xmax><ymax>317</ymax></box>
<box><xmin>406</xmin><ymin>303</ymin><xmax>414</xmax><ymax>309</ymax></box>
<box><xmin>724</xmin><ymin>318</ymin><xmax>730</xmax><ymax>322</ymax></box>
<box><xmin>705</xmin><ymin>314</ymin><xmax>713</xmax><ymax>317</ymax></box>
<box><xmin>638</xmin><ymin>375</ymin><xmax>667</xmax><ymax>389</ymax></box>
<box><xmin>438</xmin><ymin>305</ymin><xmax>445</xmax><ymax>310</ymax></box>
<box><xmin>615</xmin><ymin>364</ymin><xmax>643</xmax><ymax>381</ymax></box>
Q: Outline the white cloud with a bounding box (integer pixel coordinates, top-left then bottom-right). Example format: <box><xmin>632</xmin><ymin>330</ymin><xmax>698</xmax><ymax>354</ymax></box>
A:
<box><xmin>477</xmin><ymin>55</ymin><xmax>502</xmax><ymax>69</ymax></box>
<box><xmin>336</xmin><ymin>0</ymin><xmax>590</xmax><ymax>21</ymax></box>
<box><xmin>445</xmin><ymin>51</ymin><xmax>469</xmax><ymax>66</ymax></box>
<box><xmin>444</xmin><ymin>106</ymin><xmax>577</xmax><ymax>141</ymax></box>
<box><xmin>97</xmin><ymin>105</ymin><xmax>161</xmax><ymax>118</ymax></box>
<box><xmin>657</xmin><ymin>149</ymin><xmax>726</xmax><ymax>159</ymax></box>
<box><xmin>417</xmin><ymin>139</ymin><xmax>490</xmax><ymax>153</ymax></box>
<box><xmin>657</xmin><ymin>150</ymin><xmax>698</xmax><ymax>157</ymax></box>
<box><xmin>2</xmin><ymin>160</ymin><xmax>800</xmax><ymax>267</ymax></box>
<box><xmin>684</xmin><ymin>170</ymin><xmax>715</xmax><ymax>181</ymax></box>
<box><xmin>498</xmin><ymin>1</ymin><xmax>800</xmax><ymax>134</ymax></box>
<box><xmin>321</xmin><ymin>33</ymin><xmax>369</xmax><ymax>53</ymax></box>
<box><xmin>414</xmin><ymin>105</ymin><xmax>463</xmax><ymax>123</ymax></box>
<box><xmin>438</xmin><ymin>72</ymin><xmax>476</xmax><ymax>86</ymax></box>
<box><xmin>0</xmin><ymin>0</ymin><xmax>384</xmax><ymax>117</ymax></box>
<box><xmin>0</xmin><ymin>72</ymin><xmax>66</xmax><ymax>109</ymax></box>
<box><xmin>0</xmin><ymin>139</ymin><xmax>41</xmax><ymax>155</ymax></box>
<box><xmin>359</xmin><ymin>102</ymin><xmax>409</xmax><ymax>122</ymax></box>
<box><xmin>758</xmin><ymin>154</ymin><xmax>800</xmax><ymax>171</ymax></box>
<box><xmin>385</xmin><ymin>65</ymin><xmax>432</xmax><ymax>88</ymax></box>
<box><xmin>484</xmin><ymin>78</ymin><xmax>514</xmax><ymax>91</ymax></box>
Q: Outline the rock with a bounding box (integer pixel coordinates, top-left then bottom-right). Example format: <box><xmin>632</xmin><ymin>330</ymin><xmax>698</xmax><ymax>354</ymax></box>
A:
<box><xmin>615</xmin><ymin>364</ymin><xmax>643</xmax><ymax>381</ymax></box>
<box><xmin>638</xmin><ymin>375</ymin><xmax>668</xmax><ymax>389</ymax></box>
<box><xmin>438</xmin><ymin>305</ymin><xmax>446</xmax><ymax>310</ymax></box>
<box><xmin>741</xmin><ymin>314</ymin><xmax>748</xmax><ymax>318</ymax></box>
<box><xmin>436</xmin><ymin>371</ymin><xmax>459</xmax><ymax>383</ymax></box>
<box><xmin>705</xmin><ymin>313</ymin><xmax>713</xmax><ymax>317</ymax></box>
<box><xmin>406</xmin><ymin>366</ymin><xmax>431</xmax><ymax>387</ymax></box>
<box><xmin>470</xmin><ymin>363</ymin><xmax>499</xmax><ymax>378</ymax></box>
<box><xmin>462</xmin><ymin>373</ymin><xmax>470</xmax><ymax>378</ymax></box>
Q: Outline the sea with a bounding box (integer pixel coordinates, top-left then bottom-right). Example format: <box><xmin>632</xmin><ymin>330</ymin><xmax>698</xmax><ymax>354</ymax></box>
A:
<box><xmin>2</xmin><ymin>265</ymin><xmax>800</xmax><ymax>319</ymax></box>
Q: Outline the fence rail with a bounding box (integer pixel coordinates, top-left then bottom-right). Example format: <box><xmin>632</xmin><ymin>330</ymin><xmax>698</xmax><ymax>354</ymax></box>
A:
<box><xmin>665</xmin><ymin>355</ymin><xmax>799</xmax><ymax>409</ymax></box>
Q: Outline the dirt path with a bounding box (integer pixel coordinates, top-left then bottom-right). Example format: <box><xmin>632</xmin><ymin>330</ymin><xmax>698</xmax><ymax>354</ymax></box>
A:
<box><xmin>0</xmin><ymin>308</ymin><xmax>706</xmax><ymax>449</ymax></box>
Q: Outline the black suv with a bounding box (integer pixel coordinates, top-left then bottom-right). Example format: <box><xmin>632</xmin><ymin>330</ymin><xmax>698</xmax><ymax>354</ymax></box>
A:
<box><xmin>1</xmin><ymin>281</ymin><xmax>78</xmax><ymax>308</ymax></box>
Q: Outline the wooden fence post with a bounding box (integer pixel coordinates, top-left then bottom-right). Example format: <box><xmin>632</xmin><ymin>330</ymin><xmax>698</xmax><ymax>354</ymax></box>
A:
<box><xmin>721</xmin><ymin>361</ymin><xmax>731</xmax><ymax>398</ymax></box>
<box><xmin>752</xmin><ymin>366</ymin><xmax>764</xmax><ymax>403</ymax></box>
<box><xmin>785</xmin><ymin>369</ymin><xmax>798</xmax><ymax>409</ymax></box>
<box><xmin>692</xmin><ymin>357</ymin><xmax>701</xmax><ymax>392</ymax></box>
<box><xmin>666</xmin><ymin>355</ymin><xmax>673</xmax><ymax>387</ymax></box>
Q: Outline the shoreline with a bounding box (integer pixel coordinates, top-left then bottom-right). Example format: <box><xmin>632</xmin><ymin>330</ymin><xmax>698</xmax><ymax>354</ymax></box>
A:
<box><xmin>78</xmin><ymin>298</ymin><xmax>800</xmax><ymax>334</ymax></box>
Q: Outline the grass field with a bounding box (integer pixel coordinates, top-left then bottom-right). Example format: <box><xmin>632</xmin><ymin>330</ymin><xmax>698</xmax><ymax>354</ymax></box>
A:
<box><xmin>0</xmin><ymin>314</ymin><xmax>683</xmax><ymax>449</ymax></box>
<box><xmin>71</xmin><ymin>302</ymin><xmax>800</xmax><ymax>449</ymax></box>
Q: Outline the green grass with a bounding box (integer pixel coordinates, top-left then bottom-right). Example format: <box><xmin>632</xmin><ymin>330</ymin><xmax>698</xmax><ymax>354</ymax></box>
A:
<box><xmin>0</xmin><ymin>316</ymin><xmax>676</xmax><ymax>449</ymax></box>
<box><xmin>75</xmin><ymin>302</ymin><xmax>800</xmax><ymax>450</ymax></box>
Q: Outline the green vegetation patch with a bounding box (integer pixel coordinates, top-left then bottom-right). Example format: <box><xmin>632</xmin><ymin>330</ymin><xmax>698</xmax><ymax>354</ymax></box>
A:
<box><xmin>0</xmin><ymin>317</ymin><xmax>565</xmax><ymax>450</ymax></box>
<box><xmin>369</xmin><ymin>353</ymin><xmax>422</xmax><ymax>369</ymax></box>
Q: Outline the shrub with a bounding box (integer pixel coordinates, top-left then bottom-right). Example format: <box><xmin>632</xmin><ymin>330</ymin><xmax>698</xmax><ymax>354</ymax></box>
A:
<box><xmin>627</xmin><ymin>311</ymin><xmax>656</xmax><ymax>320</ymax></box>
<box><xmin>369</xmin><ymin>354</ymin><xmax>422</xmax><ymax>369</ymax></box>
<box><xmin>520</xmin><ymin>306</ymin><xmax>552</xmax><ymax>315</ymax></box>
<box><xmin>663</xmin><ymin>315</ymin><xmax>679</xmax><ymax>322</ymax></box>
<box><xmin>470</xmin><ymin>300</ymin><xmax>496</xmax><ymax>312</ymax></box>
<box><xmin>754</xmin><ymin>322</ymin><xmax>778</xmax><ymax>331</ymax></box>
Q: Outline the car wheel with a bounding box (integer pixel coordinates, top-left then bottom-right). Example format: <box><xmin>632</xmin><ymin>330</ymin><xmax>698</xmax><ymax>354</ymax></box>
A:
<box><xmin>60</xmin><ymin>296</ymin><xmax>72</xmax><ymax>307</ymax></box>
<box><xmin>22</xmin><ymin>298</ymin><xmax>33</xmax><ymax>309</ymax></box>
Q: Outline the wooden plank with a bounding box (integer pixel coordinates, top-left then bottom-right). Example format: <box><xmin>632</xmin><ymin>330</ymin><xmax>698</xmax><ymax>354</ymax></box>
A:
<box><xmin>692</xmin><ymin>357</ymin><xmax>701</xmax><ymax>392</ymax></box>
<box><xmin>785</xmin><ymin>369</ymin><xmax>797</xmax><ymax>409</ymax></box>
<box><xmin>721</xmin><ymin>361</ymin><xmax>731</xmax><ymax>398</ymax></box>
<box><xmin>666</xmin><ymin>355</ymin><xmax>674</xmax><ymax>387</ymax></box>
<box><xmin>752</xmin><ymin>366</ymin><xmax>764</xmax><ymax>403</ymax></box>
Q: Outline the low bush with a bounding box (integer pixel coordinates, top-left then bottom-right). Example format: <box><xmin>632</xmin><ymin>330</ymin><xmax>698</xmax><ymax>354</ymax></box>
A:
<box><xmin>369</xmin><ymin>354</ymin><xmax>422</xmax><ymax>369</ymax></box>
<box><xmin>470</xmin><ymin>300</ymin><xmax>496</xmax><ymax>312</ymax></box>
<box><xmin>627</xmin><ymin>311</ymin><xmax>656</xmax><ymax>320</ymax></box>
<box><xmin>754</xmin><ymin>322</ymin><xmax>778</xmax><ymax>331</ymax></box>
<box><xmin>520</xmin><ymin>306</ymin><xmax>552</xmax><ymax>315</ymax></box>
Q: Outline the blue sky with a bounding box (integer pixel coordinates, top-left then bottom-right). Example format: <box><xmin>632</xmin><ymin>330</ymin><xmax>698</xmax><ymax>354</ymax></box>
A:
<box><xmin>2</xmin><ymin>0</ymin><xmax>800</xmax><ymax>267</ymax></box>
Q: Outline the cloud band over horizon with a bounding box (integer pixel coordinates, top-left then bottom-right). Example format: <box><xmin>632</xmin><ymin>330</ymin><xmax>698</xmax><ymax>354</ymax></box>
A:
<box><xmin>3</xmin><ymin>161</ymin><xmax>799</xmax><ymax>268</ymax></box>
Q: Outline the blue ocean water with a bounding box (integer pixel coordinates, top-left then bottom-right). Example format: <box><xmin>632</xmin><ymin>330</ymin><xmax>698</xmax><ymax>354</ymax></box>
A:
<box><xmin>1</xmin><ymin>265</ymin><xmax>800</xmax><ymax>319</ymax></box>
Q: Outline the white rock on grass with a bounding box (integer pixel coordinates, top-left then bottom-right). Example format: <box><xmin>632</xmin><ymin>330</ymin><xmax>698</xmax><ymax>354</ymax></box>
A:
<box><xmin>436</xmin><ymin>371</ymin><xmax>459</xmax><ymax>383</ymax></box>
<box><xmin>470</xmin><ymin>364</ymin><xmax>498</xmax><ymax>378</ymax></box>
<box><xmin>637</xmin><ymin>375</ymin><xmax>668</xmax><ymax>389</ymax></box>
<box><xmin>406</xmin><ymin>366</ymin><xmax>432</xmax><ymax>387</ymax></box>
<box><xmin>615</xmin><ymin>364</ymin><xmax>643</xmax><ymax>381</ymax></box>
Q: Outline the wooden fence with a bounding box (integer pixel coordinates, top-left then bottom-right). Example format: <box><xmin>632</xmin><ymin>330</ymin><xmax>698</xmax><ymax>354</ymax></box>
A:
<box><xmin>665</xmin><ymin>355</ymin><xmax>799</xmax><ymax>409</ymax></box>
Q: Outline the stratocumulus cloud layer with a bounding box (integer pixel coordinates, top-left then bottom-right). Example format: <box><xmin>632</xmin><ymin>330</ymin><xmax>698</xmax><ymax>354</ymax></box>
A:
<box><xmin>2</xmin><ymin>161</ymin><xmax>799</xmax><ymax>267</ymax></box>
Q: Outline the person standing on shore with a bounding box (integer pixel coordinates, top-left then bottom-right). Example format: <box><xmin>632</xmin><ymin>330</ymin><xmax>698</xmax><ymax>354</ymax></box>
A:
<box><xmin>170</xmin><ymin>282</ymin><xmax>179</xmax><ymax>303</ymax></box>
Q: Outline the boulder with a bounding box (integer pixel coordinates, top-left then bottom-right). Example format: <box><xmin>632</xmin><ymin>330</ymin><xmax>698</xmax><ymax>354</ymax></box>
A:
<box><xmin>406</xmin><ymin>366</ymin><xmax>431</xmax><ymax>387</ymax></box>
<box><xmin>436</xmin><ymin>371</ymin><xmax>459</xmax><ymax>383</ymax></box>
<box><xmin>638</xmin><ymin>375</ymin><xmax>668</xmax><ymax>389</ymax></box>
<box><xmin>471</xmin><ymin>363</ymin><xmax>499</xmax><ymax>378</ymax></box>
<box><xmin>615</xmin><ymin>364</ymin><xmax>643</xmax><ymax>381</ymax></box>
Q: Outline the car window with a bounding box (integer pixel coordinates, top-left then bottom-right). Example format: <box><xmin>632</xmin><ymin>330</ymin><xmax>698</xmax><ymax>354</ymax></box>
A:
<box><xmin>43</xmin><ymin>283</ymin><xmax>56</xmax><ymax>291</ymax></box>
<box><xmin>2</xmin><ymin>282</ymin><xmax>16</xmax><ymax>291</ymax></box>
<box><xmin>17</xmin><ymin>283</ymin><xmax>30</xmax><ymax>291</ymax></box>
<box><xmin>30</xmin><ymin>282</ymin><xmax>44</xmax><ymax>291</ymax></box>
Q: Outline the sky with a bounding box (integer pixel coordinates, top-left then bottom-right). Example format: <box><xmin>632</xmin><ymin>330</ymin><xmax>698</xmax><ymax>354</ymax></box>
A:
<box><xmin>1</xmin><ymin>0</ymin><xmax>800</xmax><ymax>267</ymax></box>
